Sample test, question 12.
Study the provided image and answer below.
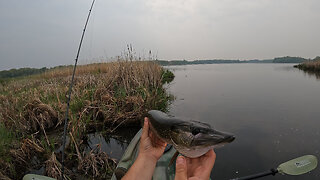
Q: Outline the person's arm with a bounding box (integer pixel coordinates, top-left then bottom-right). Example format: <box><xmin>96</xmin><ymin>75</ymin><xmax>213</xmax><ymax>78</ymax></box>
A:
<box><xmin>122</xmin><ymin>117</ymin><xmax>167</xmax><ymax>180</ymax></box>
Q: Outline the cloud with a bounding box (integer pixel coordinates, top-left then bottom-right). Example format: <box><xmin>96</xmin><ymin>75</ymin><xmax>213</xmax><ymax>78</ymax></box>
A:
<box><xmin>0</xmin><ymin>0</ymin><xmax>319</xmax><ymax>70</ymax></box>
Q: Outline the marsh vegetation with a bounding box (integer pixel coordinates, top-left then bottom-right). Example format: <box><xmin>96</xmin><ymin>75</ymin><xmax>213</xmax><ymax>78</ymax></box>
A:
<box><xmin>0</xmin><ymin>60</ymin><xmax>174</xmax><ymax>179</ymax></box>
<box><xmin>294</xmin><ymin>57</ymin><xmax>320</xmax><ymax>79</ymax></box>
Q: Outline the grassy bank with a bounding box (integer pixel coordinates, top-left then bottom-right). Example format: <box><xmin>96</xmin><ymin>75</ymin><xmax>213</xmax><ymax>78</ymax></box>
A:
<box><xmin>0</xmin><ymin>61</ymin><xmax>174</xmax><ymax>179</ymax></box>
<box><xmin>294</xmin><ymin>57</ymin><xmax>320</xmax><ymax>71</ymax></box>
<box><xmin>294</xmin><ymin>57</ymin><xmax>320</xmax><ymax>79</ymax></box>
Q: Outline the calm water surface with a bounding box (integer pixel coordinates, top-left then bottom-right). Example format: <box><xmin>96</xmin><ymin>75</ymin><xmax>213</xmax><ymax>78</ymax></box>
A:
<box><xmin>166</xmin><ymin>64</ymin><xmax>320</xmax><ymax>180</ymax></box>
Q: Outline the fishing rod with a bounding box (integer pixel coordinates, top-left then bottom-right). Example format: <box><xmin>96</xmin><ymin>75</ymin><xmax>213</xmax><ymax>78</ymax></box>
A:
<box><xmin>61</xmin><ymin>0</ymin><xmax>96</xmax><ymax>179</ymax></box>
<box><xmin>230</xmin><ymin>155</ymin><xmax>318</xmax><ymax>180</ymax></box>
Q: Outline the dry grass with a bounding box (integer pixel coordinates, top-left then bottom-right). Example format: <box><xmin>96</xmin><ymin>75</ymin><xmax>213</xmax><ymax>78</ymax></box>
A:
<box><xmin>0</xmin><ymin>61</ymin><xmax>169</xmax><ymax>131</ymax></box>
<box><xmin>0</xmin><ymin>60</ymin><xmax>173</xmax><ymax>179</ymax></box>
<box><xmin>78</xmin><ymin>144</ymin><xmax>117</xmax><ymax>179</ymax></box>
<box><xmin>298</xmin><ymin>60</ymin><xmax>320</xmax><ymax>71</ymax></box>
<box><xmin>0</xmin><ymin>171</ymin><xmax>10</xmax><ymax>180</ymax></box>
<box><xmin>6</xmin><ymin>137</ymin><xmax>46</xmax><ymax>179</ymax></box>
<box><xmin>294</xmin><ymin>58</ymin><xmax>320</xmax><ymax>79</ymax></box>
<box><xmin>45</xmin><ymin>152</ymin><xmax>73</xmax><ymax>180</ymax></box>
<box><xmin>23</xmin><ymin>99</ymin><xmax>58</xmax><ymax>133</ymax></box>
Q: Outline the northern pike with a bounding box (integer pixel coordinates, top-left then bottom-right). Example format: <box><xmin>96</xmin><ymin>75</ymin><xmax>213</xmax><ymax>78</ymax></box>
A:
<box><xmin>147</xmin><ymin>110</ymin><xmax>235</xmax><ymax>158</ymax></box>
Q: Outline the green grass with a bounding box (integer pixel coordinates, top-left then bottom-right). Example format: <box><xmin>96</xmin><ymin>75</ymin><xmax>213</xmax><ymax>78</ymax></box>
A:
<box><xmin>70</xmin><ymin>97</ymin><xmax>86</xmax><ymax>113</ymax></box>
<box><xmin>0</xmin><ymin>123</ymin><xmax>15</xmax><ymax>158</ymax></box>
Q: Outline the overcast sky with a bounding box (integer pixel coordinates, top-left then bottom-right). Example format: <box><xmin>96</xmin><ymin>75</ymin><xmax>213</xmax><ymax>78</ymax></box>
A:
<box><xmin>0</xmin><ymin>0</ymin><xmax>319</xmax><ymax>70</ymax></box>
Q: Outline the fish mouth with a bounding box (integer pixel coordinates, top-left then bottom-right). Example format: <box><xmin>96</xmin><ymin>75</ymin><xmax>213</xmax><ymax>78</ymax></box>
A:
<box><xmin>214</xmin><ymin>130</ymin><xmax>235</xmax><ymax>145</ymax></box>
<box><xmin>221</xmin><ymin>134</ymin><xmax>235</xmax><ymax>143</ymax></box>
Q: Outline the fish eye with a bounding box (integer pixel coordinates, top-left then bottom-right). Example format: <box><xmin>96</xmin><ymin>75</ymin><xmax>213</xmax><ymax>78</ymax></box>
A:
<box><xmin>191</xmin><ymin>128</ymin><xmax>200</xmax><ymax>135</ymax></box>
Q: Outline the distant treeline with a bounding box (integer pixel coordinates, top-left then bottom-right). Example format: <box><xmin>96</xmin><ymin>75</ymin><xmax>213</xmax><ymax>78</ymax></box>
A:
<box><xmin>156</xmin><ymin>56</ymin><xmax>312</xmax><ymax>66</ymax></box>
<box><xmin>0</xmin><ymin>56</ymin><xmax>316</xmax><ymax>79</ymax></box>
<box><xmin>0</xmin><ymin>67</ymin><xmax>47</xmax><ymax>79</ymax></box>
<box><xmin>273</xmin><ymin>56</ymin><xmax>307</xmax><ymax>63</ymax></box>
<box><xmin>0</xmin><ymin>65</ymin><xmax>73</xmax><ymax>79</ymax></box>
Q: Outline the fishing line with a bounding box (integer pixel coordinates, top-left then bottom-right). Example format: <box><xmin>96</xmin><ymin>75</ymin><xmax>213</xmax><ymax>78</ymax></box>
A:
<box><xmin>61</xmin><ymin>0</ymin><xmax>96</xmax><ymax>179</ymax></box>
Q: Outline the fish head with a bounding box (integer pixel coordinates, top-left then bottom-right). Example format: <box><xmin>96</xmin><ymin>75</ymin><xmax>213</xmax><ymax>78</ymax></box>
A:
<box><xmin>147</xmin><ymin>110</ymin><xmax>235</xmax><ymax>157</ymax></box>
<box><xmin>169</xmin><ymin>120</ymin><xmax>235</xmax><ymax>149</ymax></box>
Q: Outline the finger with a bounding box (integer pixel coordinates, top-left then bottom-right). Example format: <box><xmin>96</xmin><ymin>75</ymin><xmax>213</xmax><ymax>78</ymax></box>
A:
<box><xmin>201</xmin><ymin>149</ymin><xmax>216</xmax><ymax>167</ymax></box>
<box><xmin>204</xmin><ymin>149</ymin><xmax>216</xmax><ymax>166</ymax></box>
<box><xmin>141</xmin><ymin>117</ymin><xmax>149</xmax><ymax>140</ymax></box>
<box><xmin>175</xmin><ymin>156</ymin><xmax>187</xmax><ymax>180</ymax></box>
<box><xmin>200</xmin><ymin>149</ymin><xmax>216</xmax><ymax>178</ymax></box>
<box><xmin>186</xmin><ymin>156</ymin><xmax>201</xmax><ymax>166</ymax></box>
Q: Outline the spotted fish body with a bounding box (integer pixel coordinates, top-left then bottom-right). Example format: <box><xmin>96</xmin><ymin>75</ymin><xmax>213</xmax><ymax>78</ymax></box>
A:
<box><xmin>147</xmin><ymin>110</ymin><xmax>235</xmax><ymax>158</ymax></box>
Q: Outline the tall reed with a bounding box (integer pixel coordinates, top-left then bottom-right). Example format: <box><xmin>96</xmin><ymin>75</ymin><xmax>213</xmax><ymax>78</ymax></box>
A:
<box><xmin>0</xmin><ymin>60</ymin><xmax>174</xmax><ymax>179</ymax></box>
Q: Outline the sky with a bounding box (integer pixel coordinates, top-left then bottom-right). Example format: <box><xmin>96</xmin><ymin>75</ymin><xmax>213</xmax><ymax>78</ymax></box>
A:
<box><xmin>0</xmin><ymin>0</ymin><xmax>319</xmax><ymax>70</ymax></box>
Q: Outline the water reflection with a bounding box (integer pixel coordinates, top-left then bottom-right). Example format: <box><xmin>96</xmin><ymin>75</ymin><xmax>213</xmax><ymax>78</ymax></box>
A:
<box><xmin>86</xmin><ymin>127</ymin><xmax>140</xmax><ymax>160</ymax></box>
<box><xmin>96</xmin><ymin>64</ymin><xmax>320</xmax><ymax>179</ymax></box>
<box><xmin>167</xmin><ymin>64</ymin><xmax>320</xmax><ymax>180</ymax></box>
<box><xmin>301</xmin><ymin>70</ymin><xmax>320</xmax><ymax>80</ymax></box>
<box><xmin>273</xmin><ymin>64</ymin><xmax>299</xmax><ymax>72</ymax></box>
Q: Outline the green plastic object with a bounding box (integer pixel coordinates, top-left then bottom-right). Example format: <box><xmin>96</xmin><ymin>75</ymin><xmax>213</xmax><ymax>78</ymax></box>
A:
<box><xmin>111</xmin><ymin>129</ymin><xmax>178</xmax><ymax>180</ymax></box>
<box><xmin>277</xmin><ymin>155</ymin><xmax>318</xmax><ymax>175</ymax></box>
<box><xmin>23</xmin><ymin>174</ymin><xmax>56</xmax><ymax>180</ymax></box>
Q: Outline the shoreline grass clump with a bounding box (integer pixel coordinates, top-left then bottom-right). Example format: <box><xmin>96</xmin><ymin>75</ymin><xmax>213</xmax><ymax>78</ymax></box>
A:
<box><xmin>294</xmin><ymin>57</ymin><xmax>320</xmax><ymax>79</ymax></box>
<box><xmin>0</xmin><ymin>60</ymin><xmax>174</xmax><ymax>179</ymax></box>
<box><xmin>294</xmin><ymin>56</ymin><xmax>320</xmax><ymax>72</ymax></box>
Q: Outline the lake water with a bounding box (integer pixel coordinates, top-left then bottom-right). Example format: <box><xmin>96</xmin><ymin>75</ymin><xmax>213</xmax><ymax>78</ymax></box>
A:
<box><xmin>166</xmin><ymin>64</ymin><xmax>320</xmax><ymax>180</ymax></box>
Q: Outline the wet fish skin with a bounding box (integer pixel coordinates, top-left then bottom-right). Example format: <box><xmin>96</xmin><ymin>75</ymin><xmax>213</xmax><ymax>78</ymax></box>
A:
<box><xmin>147</xmin><ymin>110</ymin><xmax>235</xmax><ymax>158</ymax></box>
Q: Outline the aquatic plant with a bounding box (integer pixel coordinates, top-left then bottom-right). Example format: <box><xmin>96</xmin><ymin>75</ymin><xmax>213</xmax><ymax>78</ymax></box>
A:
<box><xmin>162</xmin><ymin>69</ymin><xmax>175</xmax><ymax>84</ymax></box>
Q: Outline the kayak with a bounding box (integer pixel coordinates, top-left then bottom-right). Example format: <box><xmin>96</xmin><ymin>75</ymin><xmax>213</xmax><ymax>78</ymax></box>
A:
<box><xmin>23</xmin><ymin>174</ymin><xmax>56</xmax><ymax>180</ymax></box>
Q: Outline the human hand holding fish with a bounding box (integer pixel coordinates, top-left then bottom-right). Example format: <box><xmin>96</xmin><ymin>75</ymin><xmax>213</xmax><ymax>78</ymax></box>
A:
<box><xmin>123</xmin><ymin>110</ymin><xmax>234</xmax><ymax>180</ymax></box>
<box><xmin>121</xmin><ymin>117</ymin><xmax>167</xmax><ymax>180</ymax></box>
<box><xmin>175</xmin><ymin>149</ymin><xmax>216</xmax><ymax>180</ymax></box>
<box><xmin>139</xmin><ymin>117</ymin><xmax>168</xmax><ymax>163</ymax></box>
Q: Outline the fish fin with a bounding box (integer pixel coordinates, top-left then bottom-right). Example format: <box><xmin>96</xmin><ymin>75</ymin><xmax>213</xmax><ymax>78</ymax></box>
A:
<box><xmin>169</xmin><ymin>151</ymin><xmax>179</xmax><ymax>166</ymax></box>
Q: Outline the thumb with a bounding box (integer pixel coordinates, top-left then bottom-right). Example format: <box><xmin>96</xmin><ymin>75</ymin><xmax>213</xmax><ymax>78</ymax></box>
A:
<box><xmin>141</xmin><ymin>117</ymin><xmax>149</xmax><ymax>140</ymax></box>
<box><xmin>175</xmin><ymin>156</ymin><xmax>187</xmax><ymax>180</ymax></box>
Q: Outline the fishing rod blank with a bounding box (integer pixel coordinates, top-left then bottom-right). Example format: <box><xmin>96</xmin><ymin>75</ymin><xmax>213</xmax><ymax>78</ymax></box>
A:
<box><xmin>61</xmin><ymin>0</ymin><xmax>96</xmax><ymax>179</ymax></box>
<box><xmin>231</xmin><ymin>155</ymin><xmax>318</xmax><ymax>180</ymax></box>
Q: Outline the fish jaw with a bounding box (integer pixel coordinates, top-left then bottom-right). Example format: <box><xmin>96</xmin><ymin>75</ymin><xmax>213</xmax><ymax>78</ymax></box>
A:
<box><xmin>176</xmin><ymin>145</ymin><xmax>215</xmax><ymax>158</ymax></box>
<box><xmin>174</xmin><ymin>130</ymin><xmax>235</xmax><ymax>158</ymax></box>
